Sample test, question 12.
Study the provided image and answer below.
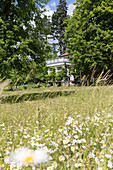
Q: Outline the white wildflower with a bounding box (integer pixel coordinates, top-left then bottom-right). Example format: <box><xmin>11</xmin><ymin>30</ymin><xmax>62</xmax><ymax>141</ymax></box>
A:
<box><xmin>58</xmin><ymin>129</ymin><xmax>62</xmax><ymax>132</ymax></box>
<box><xmin>11</xmin><ymin>147</ymin><xmax>49</xmax><ymax>165</ymax></box>
<box><xmin>76</xmin><ymin>152</ymin><xmax>80</xmax><ymax>158</ymax></box>
<box><xmin>88</xmin><ymin>153</ymin><xmax>95</xmax><ymax>158</ymax></box>
<box><xmin>59</xmin><ymin>155</ymin><xmax>65</xmax><ymax>161</ymax></box>
<box><xmin>74</xmin><ymin>135</ymin><xmax>79</xmax><ymax>139</ymax></box>
<box><xmin>52</xmin><ymin>162</ymin><xmax>57</xmax><ymax>168</ymax></box>
<box><xmin>0</xmin><ymin>123</ymin><xmax>4</xmax><ymax>126</ymax></box>
<box><xmin>82</xmin><ymin>145</ymin><xmax>86</xmax><ymax>149</ymax></box>
<box><xmin>74</xmin><ymin>163</ymin><xmax>83</xmax><ymax>167</ymax></box>
<box><xmin>71</xmin><ymin>147</ymin><xmax>75</xmax><ymax>152</ymax></box>
<box><xmin>107</xmin><ymin>161</ymin><xmax>112</xmax><ymax>168</ymax></box>
<box><xmin>63</xmin><ymin>130</ymin><xmax>68</xmax><ymax>135</ymax></box>
<box><xmin>105</xmin><ymin>154</ymin><xmax>111</xmax><ymax>159</ymax></box>
<box><xmin>63</xmin><ymin>139</ymin><xmax>69</xmax><ymax>145</ymax></box>
<box><xmin>81</xmin><ymin>139</ymin><xmax>86</xmax><ymax>143</ymax></box>
<box><xmin>47</xmin><ymin>166</ymin><xmax>53</xmax><ymax>170</ymax></box>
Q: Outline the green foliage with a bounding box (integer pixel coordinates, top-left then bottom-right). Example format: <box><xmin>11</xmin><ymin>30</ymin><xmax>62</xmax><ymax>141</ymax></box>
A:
<box><xmin>60</xmin><ymin>67</ymin><xmax>67</xmax><ymax>81</ymax></box>
<box><xmin>55</xmin><ymin>73</ymin><xmax>62</xmax><ymax>81</ymax></box>
<box><xmin>51</xmin><ymin>0</ymin><xmax>68</xmax><ymax>55</ymax></box>
<box><xmin>0</xmin><ymin>0</ymin><xmax>51</xmax><ymax>85</ymax></box>
<box><xmin>47</xmin><ymin>67</ymin><xmax>67</xmax><ymax>82</ymax></box>
<box><xmin>47</xmin><ymin>67</ymin><xmax>56</xmax><ymax>82</ymax></box>
<box><xmin>33</xmin><ymin>65</ymin><xmax>48</xmax><ymax>83</ymax></box>
<box><xmin>65</xmin><ymin>0</ymin><xmax>113</xmax><ymax>77</ymax></box>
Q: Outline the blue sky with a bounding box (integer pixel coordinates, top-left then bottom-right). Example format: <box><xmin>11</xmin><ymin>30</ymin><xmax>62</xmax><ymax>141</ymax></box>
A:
<box><xmin>48</xmin><ymin>0</ymin><xmax>76</xmax><ymax>10</ymax></box>
<box><xmin>44</xmin><ymin>0</ymin><xmax>76</xmax><ymax>17</ymax></box>
<box><xmin>44</xmin><ymin>0</ymin><xmax>76</xmax><ymax>51</ymax></box>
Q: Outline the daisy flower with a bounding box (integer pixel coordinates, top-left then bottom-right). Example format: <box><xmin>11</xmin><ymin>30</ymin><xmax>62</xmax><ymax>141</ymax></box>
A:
<box><xmin>47</xmin><ymin>166</ymin><xmax>53</xmax><ymax>170</ymax></box>
<box><xmin>52</xmin><ymin>162</ymin><xmax>57</xmax><ymax>168</ymax></box>
<box><xmin>10</xmin><ymin>147</ymin><xmax>49</xmax><ymax>165</ymax></box>
<box><xmin>59</xmin><ymin>155</ymin><xmax>65</xmax><ymax>161</ymax></box>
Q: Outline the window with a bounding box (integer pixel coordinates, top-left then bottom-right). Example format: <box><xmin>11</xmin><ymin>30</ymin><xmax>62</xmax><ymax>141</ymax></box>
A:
<box><xmin>56</xmin><ymin>66</ymin><xmax>62</xmax><ymax>73</ymax></box>
<box><xmin>57</xmin><ymin>67</ymin><xmax>62</xmax><ymax>70</ymax></box>
<box><xmin>49</xmin><ymin>67</ymin><xmax>53</xmax><ymax>71</ymax></box>
<box><xmin>48</xmin><ymin>67</ymin><xmax>53</xmax><ymax>74</ymax></box>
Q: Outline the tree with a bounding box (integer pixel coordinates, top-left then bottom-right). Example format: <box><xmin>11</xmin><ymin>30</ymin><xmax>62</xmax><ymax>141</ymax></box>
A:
<box><xmin>47</xmin><ymin>67</ymin><xmax>56</xmax><ymax>84</ymax></box>
<box><xmin>55</xmin><ymin>67</ymin><xmax>67</xmax><ymax>81</ymax></box>
<box><xmin>52</xmin><ymin>0</ymin><xmax>68</xmax><ymax>55</ymax></box>
<box><xmin>65</xmin><ymin>0</ymin><xmax>113</xmax><ymax>78</ymax></box>
<box><xmin>0</xmin><ymin>0</ymin><xmax>51</xmax><ymax>85</ymax></box>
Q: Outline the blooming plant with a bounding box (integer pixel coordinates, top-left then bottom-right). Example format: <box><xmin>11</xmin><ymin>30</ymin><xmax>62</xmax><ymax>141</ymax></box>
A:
<box><xmin>0</xmin><ymin>86</ymin><xmax>113</xmax><ymax>169</ymax></box>
<box><xmin>0</xmin><ymin>111</ymin><xmax>113</xmax><ymax>169</ymax></box>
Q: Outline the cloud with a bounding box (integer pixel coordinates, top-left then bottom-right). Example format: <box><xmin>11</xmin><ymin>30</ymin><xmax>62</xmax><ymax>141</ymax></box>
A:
<box><xmin>44</xmin><ymin>5</ymin><xmax>55</xmax><ymax>18</ymax></box>
<box><xmin>44</xmin><ymin>3</ymin><xmax>76</xmax><ymax>19</ymax></box>
<box><xmin>51</xmin><ymin>2</ymin><xmax>56</xmax><ymax>7</ymax></box>
<box><xmin>67</xmin><ymin>3</ymin><xmax>76</xmax><ymax>16</ymax></box>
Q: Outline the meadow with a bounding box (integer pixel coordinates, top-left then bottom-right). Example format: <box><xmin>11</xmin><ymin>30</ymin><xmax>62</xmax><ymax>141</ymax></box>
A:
<box><xmin>0</xmin><ymin>86</ymin><xmax>113</xmax><ymax>169</ymax></box>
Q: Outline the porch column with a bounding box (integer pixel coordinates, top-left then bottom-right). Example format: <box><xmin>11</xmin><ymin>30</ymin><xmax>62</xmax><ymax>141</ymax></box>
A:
<box><xmin>48</xmin><ymin>68</ymin><xmax>50</xmax><ymax>74</ymax></box>
<box><xmin>55</xmin><ymin>67</ymin><xmax>58</xmax><ymax>74</ymax></box>
<box><xmin>67</xmin><ymin>67</ymin><xmax>69</xmax><ymax>76</ymax></box>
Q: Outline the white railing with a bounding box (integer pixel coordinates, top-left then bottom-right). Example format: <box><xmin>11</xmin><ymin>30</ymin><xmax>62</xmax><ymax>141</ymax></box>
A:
<box><xmin>46</xmin><ymin>57</ymin><xmax>69</xmax><ymax>65</ymax></box>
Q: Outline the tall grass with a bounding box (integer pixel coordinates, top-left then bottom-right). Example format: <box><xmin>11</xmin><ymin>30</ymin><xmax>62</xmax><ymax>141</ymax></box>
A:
<box><xmin>0</xmin><ymin>85</ymin><xmax>113</xmax><ymax>169</ymax></box>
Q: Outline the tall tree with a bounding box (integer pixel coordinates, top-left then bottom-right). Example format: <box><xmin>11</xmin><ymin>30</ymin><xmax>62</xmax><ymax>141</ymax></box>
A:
<box><xmin>0</xmin><ymin>0</ymin><xmax>51</xmax><ymax>83</ymax></box>
<box><xmin>65</xmin><ymin>0</ymin><xmax>113</xmax><ymax>78</ymax></box>
<box><xmin>52</xmin><ymin>0</ymin><xmax>68</xmax><ymax>55</ymax></box>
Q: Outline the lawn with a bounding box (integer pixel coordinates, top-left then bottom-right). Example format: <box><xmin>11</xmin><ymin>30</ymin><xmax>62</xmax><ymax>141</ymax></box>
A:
<box><xmin>0</xmin><ymin>86</ymin><xmax>113</xmax><ymax>169</ymax></box>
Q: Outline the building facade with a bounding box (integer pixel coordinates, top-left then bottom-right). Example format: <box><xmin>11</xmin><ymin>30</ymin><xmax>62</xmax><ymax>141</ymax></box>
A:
<box><xmin>46</xmin><ymin>53</ymin><xmax>75</xmax><ymax>85</ymax></box>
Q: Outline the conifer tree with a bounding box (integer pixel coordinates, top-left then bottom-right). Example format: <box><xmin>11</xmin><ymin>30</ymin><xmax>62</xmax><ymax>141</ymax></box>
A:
<box><xmin>52</xmin><ymin>0</ymin><xmax>67</xmax><ymax>55</ymax></box>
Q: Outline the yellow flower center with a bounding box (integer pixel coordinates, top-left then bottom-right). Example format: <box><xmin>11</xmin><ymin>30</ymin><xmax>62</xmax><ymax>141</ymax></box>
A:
<box><xmin>24</xmin><ymin>155</ymin><xmax>34</xmax><ymax>163</ymax></box>
<box><xmin>0</xmin><ymin>164</ymin><xmax>3</xmax><ymax>167</ymax></box>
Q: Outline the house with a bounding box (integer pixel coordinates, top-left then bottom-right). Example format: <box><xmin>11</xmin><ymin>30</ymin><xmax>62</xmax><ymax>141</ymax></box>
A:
<box><xmin>46</xmin><ymin>53</ymin><xmax>75</xmax><ymax>85</ymax></box>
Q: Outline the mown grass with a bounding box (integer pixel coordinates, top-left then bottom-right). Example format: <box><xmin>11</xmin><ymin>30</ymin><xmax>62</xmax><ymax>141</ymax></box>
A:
<box><xmin>0</xmin><ymin>86</ymin><xmax>113</xmax><ymax>169</ymax></box>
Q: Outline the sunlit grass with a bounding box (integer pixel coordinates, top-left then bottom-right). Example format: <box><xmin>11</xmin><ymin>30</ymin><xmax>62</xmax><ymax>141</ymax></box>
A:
<box><xmin>0</xmin><ymin>86</ymin><xmax>113</xmax><ymax>169</ymax></box>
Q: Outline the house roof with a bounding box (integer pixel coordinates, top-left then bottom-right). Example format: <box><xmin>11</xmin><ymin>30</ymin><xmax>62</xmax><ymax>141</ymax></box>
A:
<box><xmin>60</xmin><ymin>52</ymin><xmax>68</xmax><ymax>56</ymax></box>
